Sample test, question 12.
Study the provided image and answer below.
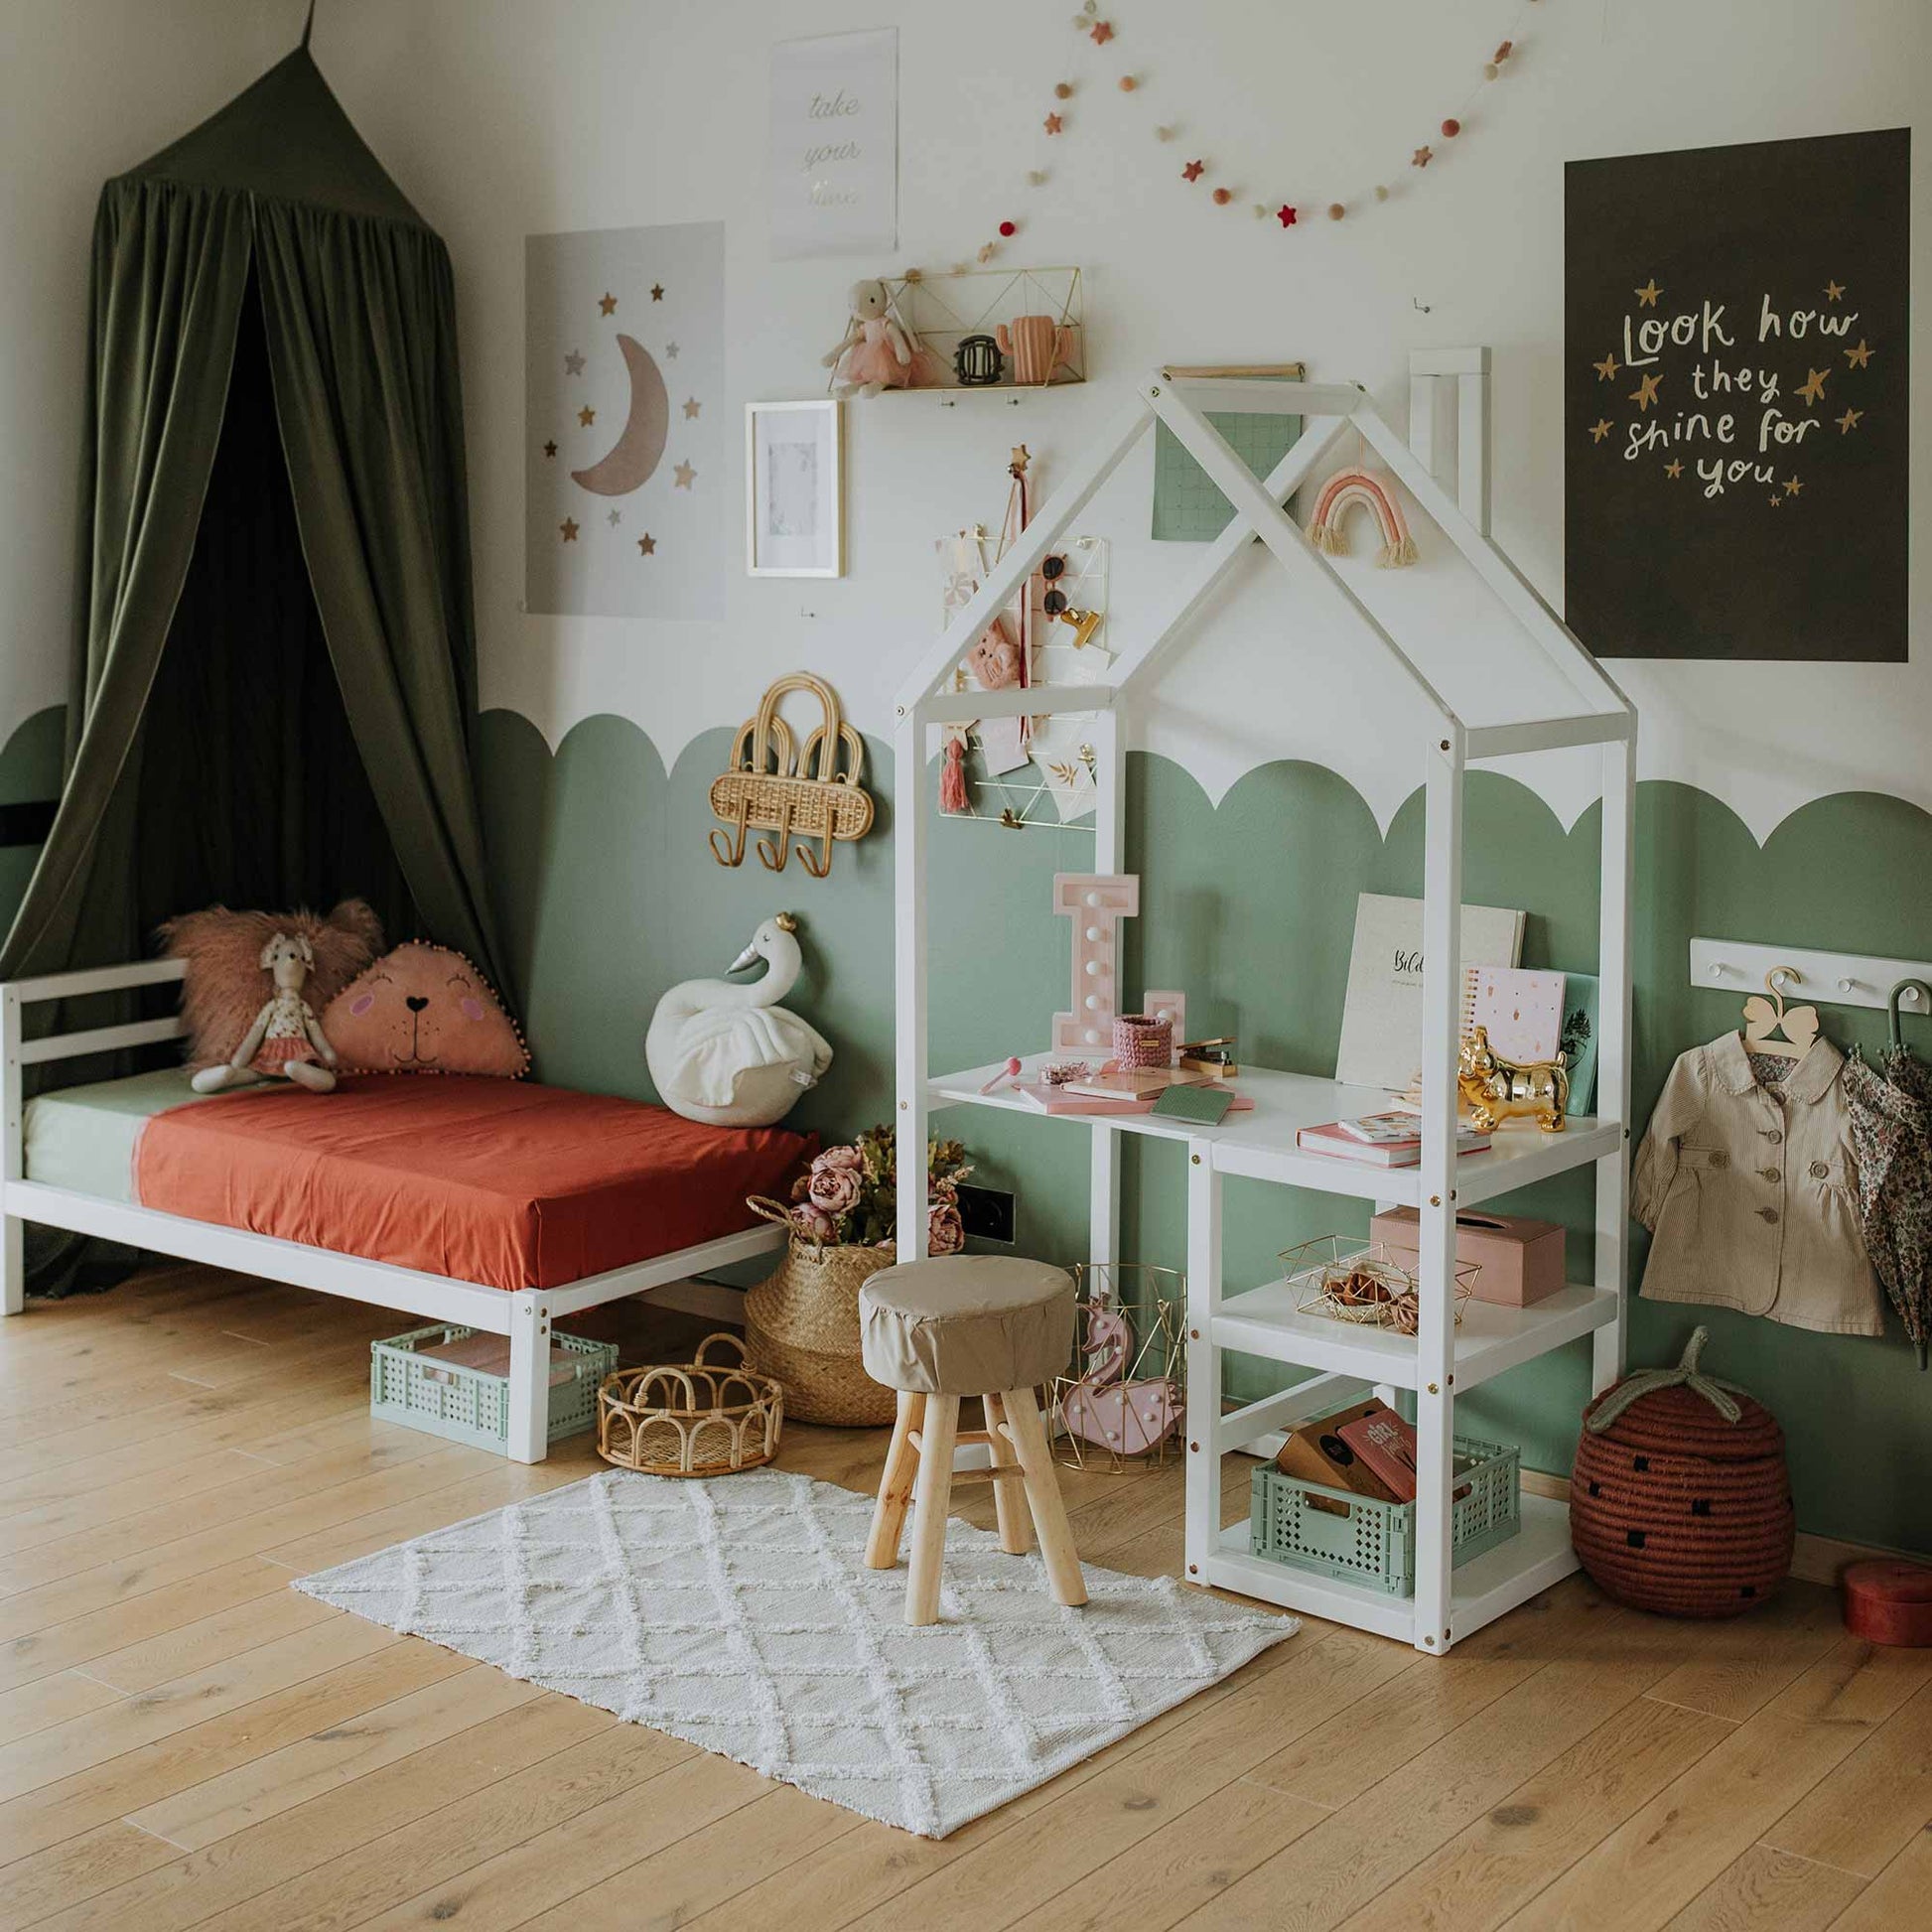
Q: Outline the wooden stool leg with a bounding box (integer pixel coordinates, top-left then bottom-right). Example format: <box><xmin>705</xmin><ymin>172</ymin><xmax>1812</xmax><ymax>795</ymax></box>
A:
<box><xmin>1000</xmin><ymin>1384</ymin><xmax>1087</xmax><ymax>1608</ymax></box>
<box><xmin>865</xmin><ymin>1391</ymin><xmax>925</xmax><ymax>1570</ymax></box>
<box><xmin>905</xmin><ymin>1394</ymin><xmax>960</xmax><ymax>1626</ymax></box>
<box><xmin>982</xmin><ymin>1393</ymin><xmax>1033</xmax><ymax>1556</ymax></box>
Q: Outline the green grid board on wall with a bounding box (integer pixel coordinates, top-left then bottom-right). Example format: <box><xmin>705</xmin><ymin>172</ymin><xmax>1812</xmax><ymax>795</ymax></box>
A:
<box><xmin>1152</xmin><ymin>408</ymin><xmax>1305</xmax><ymax>541</ymax></box>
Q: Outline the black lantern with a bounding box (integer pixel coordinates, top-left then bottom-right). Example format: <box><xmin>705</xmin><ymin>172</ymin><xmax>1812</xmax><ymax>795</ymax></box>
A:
<box><xmin>954</xmin><ymin>334</ymin><xmax>1003</xmax><ymax>386</ymax></box>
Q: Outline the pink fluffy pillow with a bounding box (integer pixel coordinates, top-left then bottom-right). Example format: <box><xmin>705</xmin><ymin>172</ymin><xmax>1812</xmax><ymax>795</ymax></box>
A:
<box><xmin>159</xmin><ymin>900</ymin><xmax>385</xmax><ymax>1070</ymax></box>
<box><xmin>323</xmin><ymin>943</ymin><xmax>529</xmax><ymax>1078</ymax></box>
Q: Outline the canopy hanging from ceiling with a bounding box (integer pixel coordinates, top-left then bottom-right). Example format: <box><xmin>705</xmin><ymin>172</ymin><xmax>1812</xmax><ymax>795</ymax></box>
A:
<box><xmin>1</xmin><ymin>33</ymin><xmax>505</xmax><ymax>992</ymax></box>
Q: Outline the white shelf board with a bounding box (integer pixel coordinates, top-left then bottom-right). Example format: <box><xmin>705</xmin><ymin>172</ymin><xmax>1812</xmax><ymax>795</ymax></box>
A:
<box><xmin>928</xmin><ymin>1056</ymin><xmax>1620</xmax><ymax>1206</ymax></box>
<box><xmin>1213</xmin><ymin>1282</ymin><xmax>1618</xmax><ymax>1392</ymax></box>
<box><xmin>1202</xmin><ymin>1491</ymin><xmax>1578</xmax><ymax>1647</ymax></box>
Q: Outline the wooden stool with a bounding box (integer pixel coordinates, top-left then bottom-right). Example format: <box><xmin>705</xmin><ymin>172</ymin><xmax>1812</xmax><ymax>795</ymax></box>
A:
<box><xmin>859</xmin><ymin>1256</ymin><xmax>1088</xmax><ymax>1625</ymax></box>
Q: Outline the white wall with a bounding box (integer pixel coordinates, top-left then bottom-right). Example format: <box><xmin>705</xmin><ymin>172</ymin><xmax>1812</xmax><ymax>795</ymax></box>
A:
<box><xmin>10</xmin><ymin>2</ymin><xmax>1927</xmax><ymax>837</ymax></box>
<box><xmin>0</xmin><ymin>1</ymin><xmax>280</xmax><ymax>744</ymax></box>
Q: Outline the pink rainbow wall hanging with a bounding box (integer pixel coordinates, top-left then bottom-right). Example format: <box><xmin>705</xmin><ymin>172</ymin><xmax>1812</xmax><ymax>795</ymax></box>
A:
<box><xmin>1306</xmin><ymin>466</ymin><xmax>1419</xmax><ymax>568</ymax></box>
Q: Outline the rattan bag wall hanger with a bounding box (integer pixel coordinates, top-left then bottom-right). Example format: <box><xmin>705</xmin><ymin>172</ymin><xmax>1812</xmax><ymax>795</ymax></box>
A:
<box><xmin>709</xmin><ymin>672</ymin><xmax>875</xmax><ymax>877</ymax></box>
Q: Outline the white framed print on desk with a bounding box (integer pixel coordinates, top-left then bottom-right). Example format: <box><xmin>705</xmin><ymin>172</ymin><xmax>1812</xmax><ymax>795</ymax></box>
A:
<box><xmin>746</xmin><ymin>399</ymin><xmax>844</xmax><ymax>578</ymax></box>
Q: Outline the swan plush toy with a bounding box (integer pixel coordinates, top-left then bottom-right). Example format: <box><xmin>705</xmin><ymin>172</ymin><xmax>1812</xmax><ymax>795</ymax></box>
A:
<box><xmin>645</xmin><ymin>912</ymin><xmax>833</xmax><ymax>1127</ymax></box>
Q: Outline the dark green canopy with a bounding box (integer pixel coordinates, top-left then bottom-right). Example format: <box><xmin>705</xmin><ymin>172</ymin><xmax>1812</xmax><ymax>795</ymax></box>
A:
<box><xmin>1</xmin><ymin>35</ymin><xmax>504</xmax><ymax>992</ymax></box>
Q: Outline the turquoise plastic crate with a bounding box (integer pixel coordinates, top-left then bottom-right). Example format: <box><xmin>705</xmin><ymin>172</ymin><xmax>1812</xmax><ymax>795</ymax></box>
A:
<box><xmin>370</xmin><ymin>1323</ymin><xmax>618</xmax><ymax>1451</ymax></box>
<box><xmin>1250</xmin><ymin>1435</ymin><xmax>1520</xmax><ymax>1596</ymax></box>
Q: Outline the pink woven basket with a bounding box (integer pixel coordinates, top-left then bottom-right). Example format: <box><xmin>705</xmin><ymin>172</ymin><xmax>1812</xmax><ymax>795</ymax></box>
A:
<box><xmin>1112</xmin><ymin>1014</ymin><xmax>1173</xmax><ymax>1069</ymax></box>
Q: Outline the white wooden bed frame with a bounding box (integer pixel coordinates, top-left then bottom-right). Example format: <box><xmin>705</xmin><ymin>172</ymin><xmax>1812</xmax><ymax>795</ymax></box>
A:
<box><xmin>0</xmin><ymin>956</ymin><xmax>784</xmax><ymax>1461</ymax></box>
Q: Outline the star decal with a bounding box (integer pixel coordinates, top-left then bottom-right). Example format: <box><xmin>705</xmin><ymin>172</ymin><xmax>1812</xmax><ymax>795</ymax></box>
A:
<box><xmin>542</xmin><ymin>440</ymin><xmax>557</xmax><ymax>459</ymax></box>
<box><xmin>597</xmin><ymin>293</ymin><xmax>617</xmax><ymax>316</ymax></box>
<box><xmin>1411</xmin><ymin>145</ymin><xmax>1433</xmax><ymax>169</ymax></box>
<box><xmin>1844</xmin><ymin>339</ymin><xmax>1874</xmax><ymax>369</ymax></box>
<box><xmin>637</xmin><ymin>533</ymin><xmax>656</xmax><ymax>556</ymax></box>
<box><xmin>1043</xmin><ymin>112</ymin><xmax>1063</xmax><ymax>135</ymax></box>
<box><xmin>650</xmin><ymin>283</ymin><xmax>664</xmax><ymax>302</ymax></box>
<box><xmin>1664</xmin><ymin>458</ymin><xmax>1684</xmax><ymax>479</ymax></box>
<box><xmin>608</xmin><ymin>508</ymin><xmax>622</xmax><ymax>526</ymax></box>
<box><xmin>1276</xmin><ymin>204</ymin><xmax>1298</xmax><ymax>227</ymax></box>
<box><xmin>1089</xmin><ymin>18</ymin><xmax>1113</xmax><ymax>44</ymax></box>
<box><xmin>1629</xmin><ymin>371</ymin><xmax>1662</xmax><ymax>412</ymax></box>
<box><xmin>563</xmin><ymin>349</ymin><xmax>585</xmax><ymax>376</ymax></box>
<box><xmin>560</xmin><ymin>517</ymin><xmax>579</xmax><ymax>542</ymax></box>
<box><xmin>1768</xmin><ymin>492</ymin><xmax>1782</xmax><ymax>508</ymax></box>
<box><xmin>682</xmin><ymin>397</ymin><xmax>701</xmax><ymax>420</ymax></box>
<box><xmin>673</xmin><ymin>461</ymin><xmax>696</xmax><ymax>489</ymax></box>
<box><xmin>1836</xmin><ymin>406</ymin><xmax>1863</xmax><ymax>434</ymax></box>
<box><xmin>1824</xmin><ymin>279</ymin><xmax>1846</xmax><ymax>302</ymax></box>
<box><xmin>1593</xmin><ymin>352</ymin><xmax>1620</xmax><ymax>381</ymax></box>
<box><xmin>665</xmin><ymin>341</ymin><xmax>680</xmax><ymax>359</ymax></box>
<box><xmin>1588</xmin><ymin>419</ymin><xmax>1613</xmax><ymax>444</ymax></box>
<box><xmin>1797</xmin><ymin>367</ymin><xmax>1829</xmax><ymax>405</ymax></box>
<box><xmin>1634</xmin><ymin>279</ymin><xmax>1662</xmax><ymax>307</ymax></box>
<box><xmin>1181</xmin><ymin>159</ymin><xmax>1204</xmax><ymax>183</ymax></box>
<box><xmin>578</xmin><ymin>404</ymin><xmax>597</xmax><ymax>427</ymax></box>
<box><xmin>1783</xmin><ymin>477</ymin><xmax>1802</xmax><ymax>497</ymax></box>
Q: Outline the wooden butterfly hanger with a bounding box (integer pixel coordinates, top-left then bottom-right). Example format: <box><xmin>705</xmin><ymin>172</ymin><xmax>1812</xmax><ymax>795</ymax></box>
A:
<box><xmin>1742</xmin><ymin>966</ymin><xmax>1821</xmax><ymax>1062</ymax></box>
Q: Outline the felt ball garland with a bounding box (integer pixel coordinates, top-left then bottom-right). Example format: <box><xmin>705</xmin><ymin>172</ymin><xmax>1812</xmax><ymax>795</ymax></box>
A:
<box><xmin>964</xmin><ymin>1</ymin><xmax>1547</xmax><ymax>270</ymax></box>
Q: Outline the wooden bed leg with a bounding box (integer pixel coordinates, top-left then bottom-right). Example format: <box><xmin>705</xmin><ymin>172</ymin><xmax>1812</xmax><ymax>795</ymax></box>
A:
<box><xmin>506</xmin><ymin>1295</ymin><xmax>552</xmax><ymax>1463</ymax></box>
<box><xmin>2</xmin><ymin>1217</ymin><xmax>20</xmax><ymax>1317</ymax></box>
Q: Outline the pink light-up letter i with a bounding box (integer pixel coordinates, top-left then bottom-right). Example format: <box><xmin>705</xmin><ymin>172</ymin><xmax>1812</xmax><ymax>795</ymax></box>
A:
<box><xmin>1051</xmin><ymin>873</ymin><xmax>1140</xmax><ymax>1056</ymax></box>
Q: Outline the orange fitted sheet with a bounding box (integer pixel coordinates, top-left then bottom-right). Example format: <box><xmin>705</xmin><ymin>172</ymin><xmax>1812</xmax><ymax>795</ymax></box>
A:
<box><xmin>133</xmin><ymin>1074</ymin><xmax>814</xmax><ymax>1291</ymax></box>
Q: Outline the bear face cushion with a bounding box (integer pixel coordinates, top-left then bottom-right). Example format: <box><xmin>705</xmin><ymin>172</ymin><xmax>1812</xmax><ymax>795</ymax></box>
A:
<box><xmin>322</xmin><ymin>943</ymin><xmax>528</xmax><ymax>1077</ymax></box>
<box><xmin>160</xmin><ymin>899</ymin><xmax>384</xmax><ymax>1070</ymax></box>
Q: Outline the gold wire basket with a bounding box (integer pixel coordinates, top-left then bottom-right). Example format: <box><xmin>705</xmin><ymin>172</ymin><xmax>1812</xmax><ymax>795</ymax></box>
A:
<box><xmin>1281</xmin><ymin>1235</ymin><xmax>1479</xmax><ymax>1337</ymax></box>
<box><xmin>1050</xmin><ymin>1263</ymin><xmax>1185</xmax><ymax>1474</ymax></box>
<box><xmin>596</xmin><ymin>1333</ymin><xmax>783</xmax><ymax>1476</ymax></box>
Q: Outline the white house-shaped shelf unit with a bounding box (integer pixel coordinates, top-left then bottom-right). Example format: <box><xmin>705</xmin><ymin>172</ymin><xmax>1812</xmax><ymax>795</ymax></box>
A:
<box><xmin>893</xmin><ymin>352</ymin><xmax>1636</xmax><ymax>1655</ymax></box>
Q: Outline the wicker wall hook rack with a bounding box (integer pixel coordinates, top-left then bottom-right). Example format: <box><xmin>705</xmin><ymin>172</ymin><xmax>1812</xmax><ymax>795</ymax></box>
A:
<box><xmin>709</xmin><ymin>672</ymin><xmax>875</xmax><ymax>877</ymax></box>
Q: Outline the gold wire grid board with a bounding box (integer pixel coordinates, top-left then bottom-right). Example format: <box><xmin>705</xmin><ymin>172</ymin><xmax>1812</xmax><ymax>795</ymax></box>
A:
<box><xmin>935</xmin><ymin>534</ymin><xmax>1110</xmax><ymax>831</ymax></box>
<box><xmin>884</xmin><ymin>266</ymin><xmax>1084</xmax><ymax>393</ymax></box>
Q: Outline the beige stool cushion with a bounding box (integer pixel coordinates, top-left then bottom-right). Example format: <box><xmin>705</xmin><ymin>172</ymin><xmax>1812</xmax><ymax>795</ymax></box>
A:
<box><xmin>860</xmin><ymin>1256</ymin><xmax>1075</xmax><ymax>1396</ymax></box>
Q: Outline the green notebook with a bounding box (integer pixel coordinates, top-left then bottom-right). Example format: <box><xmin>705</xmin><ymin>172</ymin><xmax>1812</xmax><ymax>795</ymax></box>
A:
<box><xmin>1150</xmin><ymin>1082</ymin><xmax>1236</xmax><ymax>1125</ymax></box>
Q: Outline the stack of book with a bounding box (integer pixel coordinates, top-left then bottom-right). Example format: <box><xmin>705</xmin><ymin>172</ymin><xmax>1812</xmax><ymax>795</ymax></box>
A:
<box><xmin>1297</xmin><ymin>1111</ymin><xmax>1490</xmax><ymax>1167</ymax></box>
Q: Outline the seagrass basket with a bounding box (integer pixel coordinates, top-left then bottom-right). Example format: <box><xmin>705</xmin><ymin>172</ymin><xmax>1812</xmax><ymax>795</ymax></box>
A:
<box><xmin>1570</xmin><ymin>1328</ymin><xmax>1794</xmax><ymax>1617</ymax></box>
<box><xmin>742</xmin><ymin>1197</ymin><xmax>898</xmax><ymax>1427</ymax></box>
<box><xmin>596</xmin><ymin>1333</ymin><xmax>783</xmax><ymax>1476</ymax></box>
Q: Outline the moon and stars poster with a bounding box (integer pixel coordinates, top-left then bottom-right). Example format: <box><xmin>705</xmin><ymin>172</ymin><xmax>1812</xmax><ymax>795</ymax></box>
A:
<box><xmin>1565</xmin><ymin>129</ymin><xmax>1907</xmax><ymax>660</ymax></box>
<box><xmin>525</xmin><ymin>221</ymin><xmax>724</xmax><ymax>619</ymax></box>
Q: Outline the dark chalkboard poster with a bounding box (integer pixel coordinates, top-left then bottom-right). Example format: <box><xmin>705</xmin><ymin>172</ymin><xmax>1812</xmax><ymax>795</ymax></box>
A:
<box><xmin>1566</xmin><ymin>129</ymin><xmax>1907</xmax><ymax>660</ymax></box>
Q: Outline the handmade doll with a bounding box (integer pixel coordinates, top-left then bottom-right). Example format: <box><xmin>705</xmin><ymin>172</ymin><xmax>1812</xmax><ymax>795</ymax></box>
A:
<box><xmin>191</xmin><ymin>931</ymin><xmax>339</xmax><ymax>1093</ymax></box>
<box><xmin>822</xmin><ymin>279</ymin><xmax>923</xmax><ymax>397</ymax></box>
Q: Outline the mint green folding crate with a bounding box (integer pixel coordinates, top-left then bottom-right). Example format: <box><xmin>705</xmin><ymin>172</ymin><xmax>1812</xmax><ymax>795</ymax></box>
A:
<box><xmin>369</xmin><ymin>1323</ymin><xmax>618</xmax><ymax>1451</ymax></box>
<box><xmin>1250</xmin><ymin>1436</ymin><xmax>1520</xmax><ymax>1596</ymax></box>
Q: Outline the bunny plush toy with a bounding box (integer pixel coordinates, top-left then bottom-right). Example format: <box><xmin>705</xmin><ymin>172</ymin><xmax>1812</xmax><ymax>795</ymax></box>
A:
<box><xmin>823</xmin><ymin>279</ymin><xmax>922</xmax><ymax>397</ymax></box>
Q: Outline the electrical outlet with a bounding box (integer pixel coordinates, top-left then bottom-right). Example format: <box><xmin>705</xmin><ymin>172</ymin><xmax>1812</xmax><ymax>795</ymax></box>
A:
<box><xmin>956</xmin><ymin>1182</ymin><xmax>1016</xmax><ymax>1245</ymax></box>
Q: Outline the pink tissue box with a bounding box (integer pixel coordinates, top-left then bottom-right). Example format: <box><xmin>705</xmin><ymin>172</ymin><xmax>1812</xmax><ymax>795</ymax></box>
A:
<box><xmin>1370</xmin><ymin>1206</ymin><xmax>1567</xmax><ymax>1307</ymax></box>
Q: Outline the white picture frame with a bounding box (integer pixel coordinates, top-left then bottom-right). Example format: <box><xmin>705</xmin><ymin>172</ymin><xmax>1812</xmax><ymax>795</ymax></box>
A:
<box><xmin>746</xmin><ymin>400</ymin><xmax>843</xmax><ymax>578</ymax></box>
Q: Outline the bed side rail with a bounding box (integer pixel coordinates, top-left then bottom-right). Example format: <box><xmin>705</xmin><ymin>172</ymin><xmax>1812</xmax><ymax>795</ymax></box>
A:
<box><xmin>1</xmin><ymin>957</ymin><xmax>190</xmax><ymax>1066</ymax></box>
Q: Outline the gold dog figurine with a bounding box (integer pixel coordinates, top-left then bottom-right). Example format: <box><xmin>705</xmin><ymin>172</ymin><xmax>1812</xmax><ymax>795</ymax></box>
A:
<box><xmin>1456</xmin><ymin>1027</ymin><xmax>1570</xmax><ymax>1133</ymax></box>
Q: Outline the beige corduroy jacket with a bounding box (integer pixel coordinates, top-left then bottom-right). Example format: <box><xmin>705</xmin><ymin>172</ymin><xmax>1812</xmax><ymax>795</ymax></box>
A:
<box><xmin>1632</xmin><ymin>1033</ymin><xmax>1884</xmax><ymax>1336</ymax></box>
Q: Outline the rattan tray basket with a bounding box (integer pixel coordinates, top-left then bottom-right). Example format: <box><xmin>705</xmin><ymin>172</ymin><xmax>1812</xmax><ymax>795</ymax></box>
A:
<box><xmin>596</xmin><ymin>1333</ymin><xmax>784</xmax><ymax>1476</ymax></box>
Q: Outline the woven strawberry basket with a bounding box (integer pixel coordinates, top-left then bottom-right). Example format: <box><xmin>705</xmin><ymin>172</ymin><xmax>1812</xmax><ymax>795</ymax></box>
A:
<box><xmin>1570</xmin><ymin>1326</ymin><xmax>1794</xmax><ymax>1617</ymax></box>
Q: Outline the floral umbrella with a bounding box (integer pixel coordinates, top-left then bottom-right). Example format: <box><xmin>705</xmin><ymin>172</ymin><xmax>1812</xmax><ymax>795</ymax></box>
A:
<box><xmin>1844</xmin><ymin>980</ymin><xmax>1932</xmax><ymax>1370</ymax></box>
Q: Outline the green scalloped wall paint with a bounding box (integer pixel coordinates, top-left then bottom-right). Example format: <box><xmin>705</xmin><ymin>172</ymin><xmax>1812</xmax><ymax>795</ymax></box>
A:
<box><xmin>3</xmin><ymin>700</ymin><xmax>1923</xmax><ymax>1553</ymax></box>
<box><xmin>473</xmin><ymin>709</ymin><xmax>1932</xmax><ymax>1557</ymax></box>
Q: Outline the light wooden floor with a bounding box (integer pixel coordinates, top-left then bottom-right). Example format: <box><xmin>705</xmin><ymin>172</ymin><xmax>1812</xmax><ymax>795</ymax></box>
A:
<box><xmin>1</xmin><ymin>1267</ymin><xmax>1927</xmax><ymax>1932</ymax></box>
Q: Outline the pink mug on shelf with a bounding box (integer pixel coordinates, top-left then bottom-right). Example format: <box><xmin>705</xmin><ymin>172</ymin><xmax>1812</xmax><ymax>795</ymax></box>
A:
<box><xmin>996</xmin><ymin>315</ymin><xmax>1074</xmax><ymax>386</ymax></box>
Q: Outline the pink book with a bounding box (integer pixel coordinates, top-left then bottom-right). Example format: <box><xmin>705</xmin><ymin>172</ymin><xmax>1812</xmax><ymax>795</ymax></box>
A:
<box><xmin>1335</xmin><ymin>1411</ymin><xmax>1421</xmax><ymax>1502</ymax></box>
<box><xmin>1014</xmin><ymin>1081</ymin><xmax>1254</xmax><ymax>1117</ymax></box>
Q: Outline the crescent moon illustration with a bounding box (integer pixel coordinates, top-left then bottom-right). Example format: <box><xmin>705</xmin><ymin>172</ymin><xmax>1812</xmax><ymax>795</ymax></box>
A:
<box><xmin>571</xmin><ymin>334</ymin><xmax>668</xmax><ymax>496</ymax></box>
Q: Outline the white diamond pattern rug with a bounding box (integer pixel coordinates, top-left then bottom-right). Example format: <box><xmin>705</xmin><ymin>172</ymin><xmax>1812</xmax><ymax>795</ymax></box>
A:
<box><xmin>295</xmin><ymin>1467</ymin><xmax>1297</xmax><ymax>1838</ymax></box>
